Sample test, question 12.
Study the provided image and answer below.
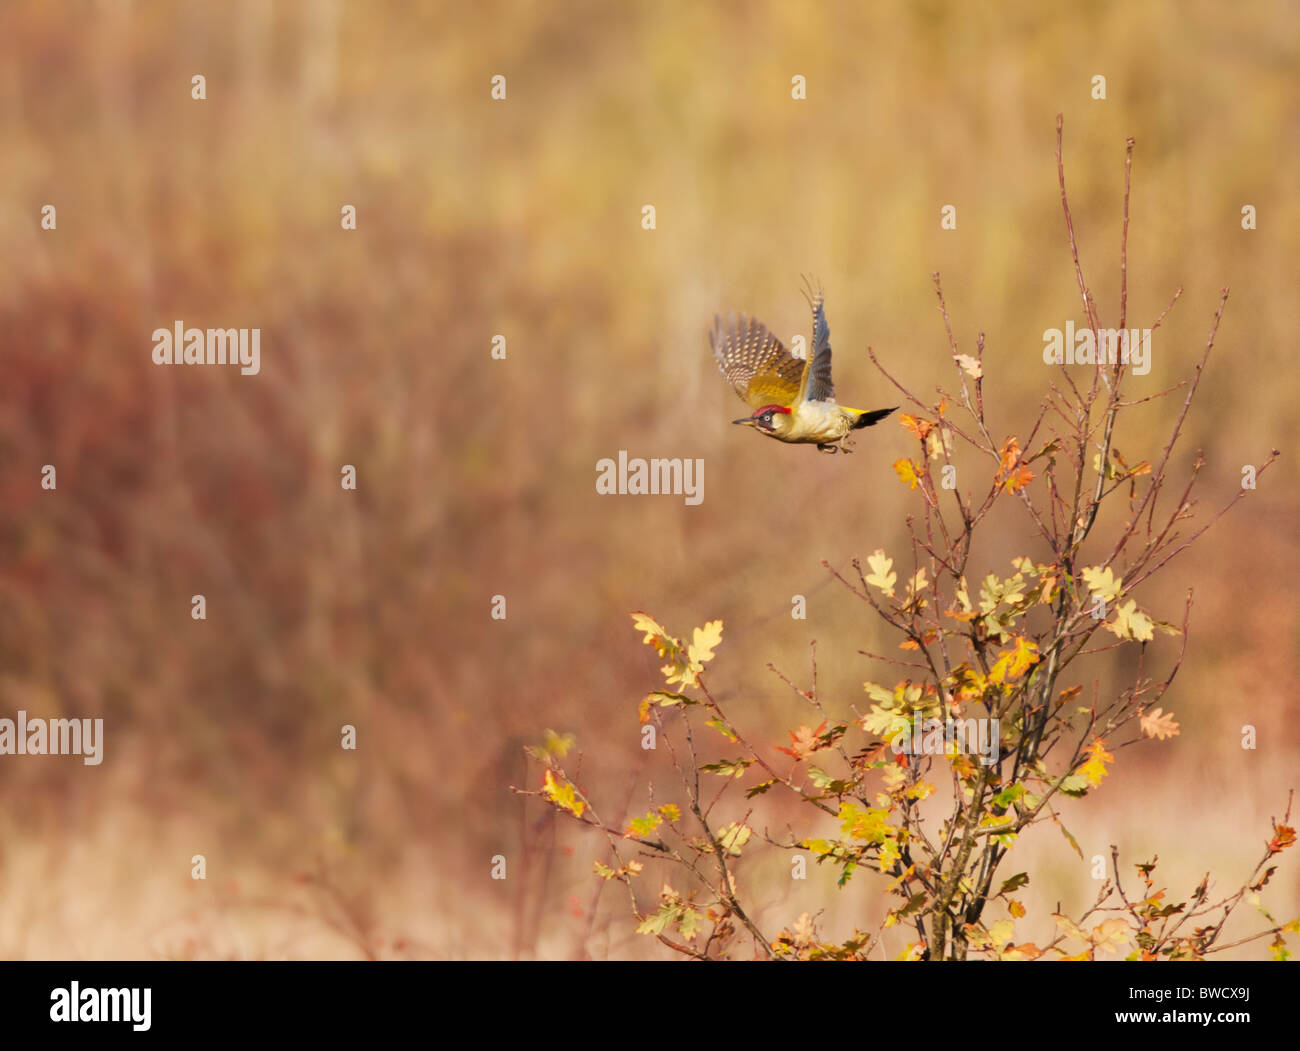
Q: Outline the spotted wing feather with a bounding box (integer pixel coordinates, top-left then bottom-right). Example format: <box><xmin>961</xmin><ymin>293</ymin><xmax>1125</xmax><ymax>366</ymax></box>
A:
<box><xmin>801</xmin><ymin>281</ymin><xmax>835</xmax><ymax>403</ymax></box>
<box><xmin>710</xmin><ymin>313</ymin><xmax>805</xmax><ymax>410</ymax></box>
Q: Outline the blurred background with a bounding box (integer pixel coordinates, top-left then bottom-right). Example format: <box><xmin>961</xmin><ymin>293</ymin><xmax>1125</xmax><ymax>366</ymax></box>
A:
<box><xmin>0</xmin><ymin>0</ymin><xmax>1295</xmax><ymax>959</ymax></box>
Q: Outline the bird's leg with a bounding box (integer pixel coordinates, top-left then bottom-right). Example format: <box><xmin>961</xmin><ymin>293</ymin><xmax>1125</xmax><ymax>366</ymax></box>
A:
<box><xmin>816</xmin><ymin>443</ymin><xmax>838</xmax><ymax>454</ymax></box>
<box><xmin>837</xmin><ymin>436</ymin><xmax>857</xmax><ymax>454</ymax></box>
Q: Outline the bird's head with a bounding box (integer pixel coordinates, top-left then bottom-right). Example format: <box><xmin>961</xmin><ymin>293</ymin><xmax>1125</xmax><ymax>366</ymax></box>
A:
<box><xmin>733</xmin><ymin>404</ymin><xmax>793</xmax><ymax>436</ymax></box>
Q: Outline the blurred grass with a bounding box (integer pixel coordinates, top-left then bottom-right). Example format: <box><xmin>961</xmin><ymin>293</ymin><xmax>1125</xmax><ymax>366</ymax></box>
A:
<box><xmin>0</xmin><ymin>0</ymin><xmax>1296</xmax><ymax>957</ymax></box>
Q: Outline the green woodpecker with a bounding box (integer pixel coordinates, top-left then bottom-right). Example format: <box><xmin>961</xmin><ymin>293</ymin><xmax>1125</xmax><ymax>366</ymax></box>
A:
<box><xmin>710</xmin><ymin>282</ymin><xmax>897</xmax><ymax>453</ymax></box>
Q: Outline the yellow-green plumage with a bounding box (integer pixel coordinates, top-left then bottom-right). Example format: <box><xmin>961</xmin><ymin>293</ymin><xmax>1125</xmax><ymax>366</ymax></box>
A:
<box><xmin>709</xmin><ymin>282</ymin><xmax>896</xmax><ymax>453</ymax></box>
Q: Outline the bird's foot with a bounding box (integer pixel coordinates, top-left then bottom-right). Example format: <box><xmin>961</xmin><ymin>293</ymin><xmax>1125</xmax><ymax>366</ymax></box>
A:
<box><xmin>837</xmin><ymin>437</ymin><xmax>856</xmax><ymax>454</ymax></box>
<box><xmin>817</xmin><ymin>443</ymin><xmax>838</xmax><ymax>454</ymax></box>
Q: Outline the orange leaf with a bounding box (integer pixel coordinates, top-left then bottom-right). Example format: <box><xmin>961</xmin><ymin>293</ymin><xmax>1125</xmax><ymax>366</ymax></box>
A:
<box><xmin>997</xmin><ymin>437</ymin><xmax>1022</xmax><ymax>476</ymax></box>
<box><xmin>899</xmin><ymin>413</ymin><xmax>936</xmax><ymax>441</ymax></box>
<box><xmin>1002</xmin><ymin>465</ymin><xmax>1035</xmax><ymax>492</ymax></box>
<box><xmin>1139</xmin><ymin>707</ymin><xmax>1180</xmax><ymax>741</ymax></box>
<box><xmin>900</xmin><ymin>630</ymin><xmax>938</xmax><ymax>650</ymax></box>
<box><xmin>776</xmin><ymin>722</ymin><xmax>828</xmax><ymax>761</ymax></box>
<box><xmin>1057</xmin><ymin>685</ymin><xmax>1083</xmax><ymax>705</ymax></box>
<box><xmin>1268</xmin><ymin>824</ymin><xmax>1297</xmax><ymax>855</ymax></box>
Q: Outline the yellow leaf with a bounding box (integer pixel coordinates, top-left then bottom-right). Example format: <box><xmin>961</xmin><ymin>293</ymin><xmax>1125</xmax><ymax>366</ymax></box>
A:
<box><xmin>893</xmin><ymin>458</ymin><xmax>921</xmax><ymax>490</ymax></box>
<box><xmin>954</xmin><ymin>353</ymin><xmax>982</xmax><ymax>379</ymax></box>
<box><xmin>877</xmin><ymin>835</ymin><xmax>901</xmax><ymax>873</ymax></box>
<box><xmin>839</xmin><ymin>802</ymin><xmax>891</xmax><ymax>843</ymax></box>
<box><xmin>865</xmin><ymin>549</ymin><xmax>897</xmax><ymax>597</ymax></box>
<box><xmin>861</xmin><ymin>705</ymin><xmax>910</xmax><ymax>738</ymax></box>
<box><xmin>1106</xmin><ymin>599</ymin><xmax>1155</xmax><ymax>642</ymax></box>
<box><xmin>630</xmin><ymin>611</ymin><xmax>675</xmax><ymax>652</ymax></box>
<box><xmin>1078</xmin><ymin>738</ymin><xmax>1114</xmax><ymax>787</ymax></box>
<box><xmin>542</xmin><ymin>729</ymin><xmax>575</xmax><ymax>757</ymax></box>
<box><xmin>880</xmin><ymin>763</ymin><xmax>907</xmax><ymax>792</ymax></box>
<box><xmin>542</xmin><ymin>769</ymin><xmax>585</xmax><ymax>818</ymax></box>
<box><xmin>989</xmin><ymin>919</ymin><xmax>1015</xmax><ymax>951</ymax></box>
<box><xmin>687</xmin><ymin>620</ymin><xmax>724</xmax><ymax>671</ymax></box>
<box><xmin>1081</xmin><ymin>566</ymin><xmax>1123</xmax><ymax>603</ymax></box>
<box><xmin>717</xmin><ymin>822</ymin><xmax>752</xmax><ymax>856</ymax></box>
<box><xmin>988</xmin><ymin>636</ymin><xmax>1039</xmax><ymax>684</ymax></box>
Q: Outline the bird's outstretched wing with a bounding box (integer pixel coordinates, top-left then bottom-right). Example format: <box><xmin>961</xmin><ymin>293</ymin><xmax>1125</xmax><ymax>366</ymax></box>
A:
<box><xmin>710</xmin><ymin>313</ymin><xmax>805</xmax><ymax>410</ymax></box>
<box><xmin>798</xmin><ymin>276</ymin><xmax>835</xmax><ymax>403</ymax></box>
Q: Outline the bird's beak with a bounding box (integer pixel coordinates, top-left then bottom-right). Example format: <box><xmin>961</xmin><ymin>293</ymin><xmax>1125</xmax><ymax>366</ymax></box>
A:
<box><xmin>731</xmin><ymin>417</ymin><xmax>755</xmax><ymax>427</ymax></box>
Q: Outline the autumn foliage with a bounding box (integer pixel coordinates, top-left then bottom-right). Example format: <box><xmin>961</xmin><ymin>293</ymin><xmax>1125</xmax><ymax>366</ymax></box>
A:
<box><xmin>520</xmin><ymin>120</ymin><xmax>1295</xmax><ymax>960</ymax></box>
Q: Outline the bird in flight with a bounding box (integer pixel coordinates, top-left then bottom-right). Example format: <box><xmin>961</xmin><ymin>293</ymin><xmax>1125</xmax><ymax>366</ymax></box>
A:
<box><xmin>710</xmin><ymin>279</ymin><xmax>896</xmax><ymax>453</ymax></box>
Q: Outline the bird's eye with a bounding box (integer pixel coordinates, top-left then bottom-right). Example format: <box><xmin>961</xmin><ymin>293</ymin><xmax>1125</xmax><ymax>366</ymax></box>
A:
<box><xmin>762</xmin><ymin>412</ymin><xmax>772</xmax><ymax>424</ymax></box>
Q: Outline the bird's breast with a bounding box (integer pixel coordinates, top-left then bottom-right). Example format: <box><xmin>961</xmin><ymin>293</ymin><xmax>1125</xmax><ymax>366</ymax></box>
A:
<box><xmin>779</xmin><ymin>401</ymin><xmax>852</xmax><ymax>443</ymax></box>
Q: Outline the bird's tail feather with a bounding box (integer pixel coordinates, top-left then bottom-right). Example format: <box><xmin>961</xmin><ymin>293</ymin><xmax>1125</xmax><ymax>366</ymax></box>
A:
<box><xmin>851</xmin><ymin>406</ymin><xmax>898</xmax><ymax>430</ymax></box>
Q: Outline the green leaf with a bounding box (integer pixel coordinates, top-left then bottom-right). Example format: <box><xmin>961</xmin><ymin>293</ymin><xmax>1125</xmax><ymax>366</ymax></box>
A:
<box><xmin>644</xmin><ymin>690</ymin><xmax>696</xmax><ymax>709</ymax></box>
<box><xmin>706</xmin><ymin>717</ymin><xmax>738</xmax><ymax>741</ymax></box>
<box><xmin>678</xmin><ymin>906</ymin><xmax>701</xmax><ymax>942</ymax></box>
<box><xmin>808</xmin><ymin>767</ymin><xmax>854</xmax><ymax>794</ymax></box>
<box><xmin>636</xmin><ymin>904</ymin><xmax>676</xmax><ymax>936</ymax></box>
<box><xmin>1057</xmin><ymin>773</ymin><xmax>1090</xmax><ymax>797</ymax></box>
<box><xmin>700</xmin><ymin>758</ymin><xmax>753</xmax><ymax>779</ymax></box>
<box><xmin>626</xmin><ymin>811</ymin><xmax>663</xmax><ymax>837</ymax></box>
<box><xmin>1057</xmin><ymin>818</ymin><xmax>1084</xmax><ymax>860</ymax></box>
<box><xmin>999</xmin><ymin>872</ymin><xmax>1030</xmax><ymax>896</ymax></box>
